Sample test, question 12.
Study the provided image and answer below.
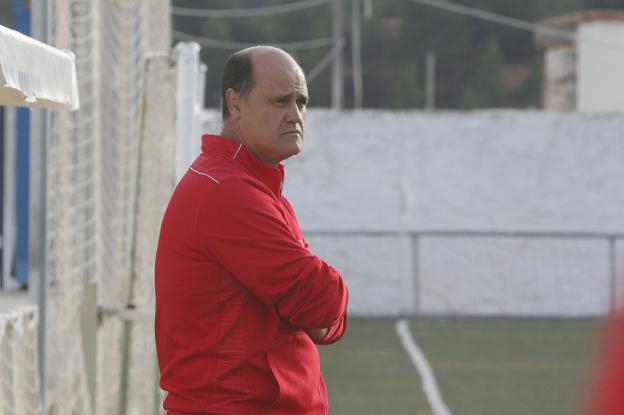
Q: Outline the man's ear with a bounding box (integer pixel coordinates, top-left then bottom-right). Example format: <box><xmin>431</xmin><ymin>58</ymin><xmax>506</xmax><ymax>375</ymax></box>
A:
<box><xmin>225</xmin><ymin>88</ymin><xmax>242</xmax><ymax>119</ymax></box>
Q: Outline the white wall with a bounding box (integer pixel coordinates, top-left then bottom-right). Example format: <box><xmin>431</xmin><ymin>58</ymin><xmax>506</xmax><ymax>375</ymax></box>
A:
<box><xmin>201</xmin><ymin>109</ymin><xmax>624</xmax><ymax>317</ymax></box>
<box><xmin>577</xmin><ymin>21</ymin><xmax>624</xmax><ymax>112</ymax></box>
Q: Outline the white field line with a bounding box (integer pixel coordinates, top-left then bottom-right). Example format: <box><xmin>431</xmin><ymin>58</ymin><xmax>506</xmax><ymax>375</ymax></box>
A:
<box><xmin>395</xmin><ymin>319</ymin><xmax>453</xmax><ymax>415</ymax></box>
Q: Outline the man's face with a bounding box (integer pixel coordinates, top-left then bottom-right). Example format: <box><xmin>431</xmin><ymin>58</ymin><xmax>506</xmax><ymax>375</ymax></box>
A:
<box><xmin>235</xmin><ymin>52</ymin><xmax>308</xmax><ymax>166</ymax></box>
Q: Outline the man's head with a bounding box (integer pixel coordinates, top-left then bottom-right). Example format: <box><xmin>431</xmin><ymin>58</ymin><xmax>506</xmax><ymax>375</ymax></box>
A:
<box><xmin>221</xmin><ymin>46</ymin><xmax>309</xmax><ymax>166</ymax></box>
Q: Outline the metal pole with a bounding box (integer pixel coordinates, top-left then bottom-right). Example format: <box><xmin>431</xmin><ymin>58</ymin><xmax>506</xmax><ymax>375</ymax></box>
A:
<box><xmin>351</xmin><ymin>0</ymin><xmax>363</xmax><ymax>109</ymax></box>
<box><xmin>14</xmin><ymin>0</ymin><xmax>32</xmax><ymax>289</ymax></box>
<box><xmin>174</xmin><ymin>42</ymin><xmax>201</xmax><ymax>182</ymax></box>
<box><xmin>425</xmin><ymin>51</ymin><xmax>436</xmax><ymax>110</ymax></box>
<box><xmin>363</xmin><ymin>0</ymin><xmax>373</xmax><ymax>20</ymax></box>
<box><xmin>119</xmin><ymin>54</ymin><xmax>154</xmax><ymax>415</ymax></box>
<box><xmin>332</xmin><ymin>0</ymin><xmax>344</xmax><ymax>110</ymax></box>
<box><xmin>2</xmin><ymin>106</ymin><xmax>17</xmax><ymax>292</ymax></box>
<box><xmin>610</xmin><ymin>237</ymin><xmax>617</xmax><ymax>311</ymax></box>
<box><xmin>0</xmin><ymin>107</ymin><xmax>4</xmax><ymax>291</ymax></box>
<box><xmin>39</xmin><ymin>108</ymin><xmax>50</xmax><ymax>415</ymax></box>
<box><xmin>31</xmin><ymin>0</ymin><xmax>50</xmax><ymax>410</ymax></box>
<box><xmin>153</xmin><ymin>358</ymin><xmax>161</xmax><ymax>415</ymax></box>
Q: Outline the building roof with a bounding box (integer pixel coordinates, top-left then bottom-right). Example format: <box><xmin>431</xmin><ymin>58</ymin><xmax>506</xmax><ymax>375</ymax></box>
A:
<box><xmin>536</xmin><ymin>9</ymin><xmax>624</xmax><ymax>48</ymax></box>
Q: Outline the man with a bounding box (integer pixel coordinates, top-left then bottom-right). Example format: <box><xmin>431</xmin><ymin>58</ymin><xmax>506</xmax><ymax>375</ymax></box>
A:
<box><xmin>155</xmin><ymin>46</ymin><xmax>349</xmax><ymax>414</ymax></box>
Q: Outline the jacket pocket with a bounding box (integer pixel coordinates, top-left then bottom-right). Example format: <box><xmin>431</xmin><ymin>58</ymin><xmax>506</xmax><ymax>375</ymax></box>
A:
<box><xmin>261</xmin><ymin>331</ymin><xmax>323</xmax><ymax>414</ymax></box>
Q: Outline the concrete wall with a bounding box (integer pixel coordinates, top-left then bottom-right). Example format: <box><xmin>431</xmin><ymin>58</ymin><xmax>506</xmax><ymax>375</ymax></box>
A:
<box><xmin>577</xmin><ymin>21</ymin><xmax>624</xmax><ymax>112</ymax></box>
<box><xmin>617</xmin><ymin>240</ymin><xmax>624</xmax><ymax>309</ymax></box>
<box><xmin>201</xmin><ymin>109</ymin><xmax>624</xmax><ymax>317</ymax></box>
<box><xmin>543</xmin><ymin>46</ymin><xmax>576</xmax><ymax>111</ymax></box>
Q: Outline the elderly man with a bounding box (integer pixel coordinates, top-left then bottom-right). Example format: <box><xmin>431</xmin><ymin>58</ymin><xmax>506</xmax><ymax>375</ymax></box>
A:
<box><xmin>155</xmin><ymin>46</ymin><xmax>349</xmax><ymax>414</ymax></box>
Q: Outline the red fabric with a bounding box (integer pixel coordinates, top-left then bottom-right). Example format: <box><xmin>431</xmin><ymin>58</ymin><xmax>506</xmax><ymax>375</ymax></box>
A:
<box><xmin>155</xmin><ymin>134</ymin><xmax>348</xmax><ymax>415</ymax></box>
<box><xmin>588</xmin><ymin>312</ymin><xmax>624</xmax><ymax>415</ymax></box>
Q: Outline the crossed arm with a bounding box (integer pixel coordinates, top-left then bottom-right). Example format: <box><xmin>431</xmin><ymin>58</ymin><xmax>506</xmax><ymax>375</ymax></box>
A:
<box><xmin>197</xmin><ymin>177</ymin><xmax>349</xmax><ymax>344</ymax></box>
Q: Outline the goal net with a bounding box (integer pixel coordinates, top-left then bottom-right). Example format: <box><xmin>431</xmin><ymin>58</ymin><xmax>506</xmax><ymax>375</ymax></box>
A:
<box><xmin>45</xmin><ymin>0</ymin><xmax>177</xmax><ymax>414</ymax></box>
<box><xmin>0</xmin><ymin>307</ymin><xmax>40</xmax><ymax>415</ymax></box>
<box><xmin>1</xmin><ymin>0</ymin><xmax>198</xmax><ymax>412</ymax></box>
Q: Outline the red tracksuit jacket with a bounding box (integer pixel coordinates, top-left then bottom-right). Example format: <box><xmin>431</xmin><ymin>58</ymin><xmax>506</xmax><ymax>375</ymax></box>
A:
<box><xmin>155</xmin><ymin>134</ymin><xmax>349</xmax><ymax>414</ymax></box>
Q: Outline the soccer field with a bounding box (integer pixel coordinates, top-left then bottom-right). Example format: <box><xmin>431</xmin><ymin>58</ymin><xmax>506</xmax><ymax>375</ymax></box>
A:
<box><xmin>320</xmin><ymin>317</ymin><xmax>599</xmax><ymax>415</ymax></box>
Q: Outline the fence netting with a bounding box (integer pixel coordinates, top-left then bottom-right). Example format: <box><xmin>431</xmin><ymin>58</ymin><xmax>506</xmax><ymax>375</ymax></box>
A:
<box><xmin>0</xmin><ymin>307</ymin><xmax>40</xmax><ymax>415</ymax></box>
<box><xmin>44</xmin><ymin>0</ymin><xmax>176</xmax><ymax>414</ymax></box>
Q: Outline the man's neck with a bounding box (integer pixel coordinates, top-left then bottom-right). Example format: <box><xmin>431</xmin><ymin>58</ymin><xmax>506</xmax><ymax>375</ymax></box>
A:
<box><xmin>221</xmin><ymin>124</ymin><xmax>242</xmax><ymax>145</ymax></box>
<box><xmin>220</xmin><ymin>123</ymin><xmax>278</xmax><ymax>167</ymax></box>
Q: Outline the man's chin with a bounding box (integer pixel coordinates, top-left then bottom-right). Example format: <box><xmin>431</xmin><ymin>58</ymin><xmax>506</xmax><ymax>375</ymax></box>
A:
<box><xmin>287</xmin><ymin>135</ymin><xmax>303</xmax><ymax>148</ymax></box>
<box><xmin>292</xmin><ymin>140</ymin><xmax>303</xmax><ymax>155</ymax></box>
<box><xmin>281</xmin><ymin>142</ymin><xmax>302</xmax><ymax>162</ymax></box>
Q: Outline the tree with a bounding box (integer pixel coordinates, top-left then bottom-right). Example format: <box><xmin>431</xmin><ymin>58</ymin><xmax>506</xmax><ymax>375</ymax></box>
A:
<box><xmin>172</xmin><ymin>0</ymin><xmax>624</xmax><ymax>110</ymax></box>
<box><xmin>459</xmin><ymin>39</ymin><xmax>505</xmax><ymax>109</ymax></box>
<box><xmin>0</xmin><ymin>1</ymin><xmax>13</xmax><ymax>28</ymax></box>
<box><xmin>381</xmin><ymin>59</ymin><xmax>423</xmax><ymax>108</ymax></box>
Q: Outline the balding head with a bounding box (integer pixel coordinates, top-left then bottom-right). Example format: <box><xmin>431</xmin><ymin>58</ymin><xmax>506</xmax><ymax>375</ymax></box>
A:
<box><xmin>221</xmin><ymin>46</ymin><xmax>304</xmax><ymax>119</ymax></box>
<box><xmin>246</xmin><ymin>45</ymin><xmax>301</xmax><ymax>70</ymax></box>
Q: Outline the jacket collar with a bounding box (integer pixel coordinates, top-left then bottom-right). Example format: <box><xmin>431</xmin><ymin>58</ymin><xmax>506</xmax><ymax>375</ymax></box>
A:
<box><xmin>201</xmin><ymin>134</ymin><xmax>284</xmax><ymax>197</ymax></box>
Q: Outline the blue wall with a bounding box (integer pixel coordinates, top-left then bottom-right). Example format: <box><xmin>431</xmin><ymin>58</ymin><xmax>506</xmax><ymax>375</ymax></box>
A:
<box><xmin>14</xmin><ymin>0</ymin><xmax>31</xmax><ymax>286</ymax></box>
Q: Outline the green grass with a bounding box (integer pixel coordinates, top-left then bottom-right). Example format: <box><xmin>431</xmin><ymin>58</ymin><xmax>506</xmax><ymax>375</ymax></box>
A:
<box><xmin>319</xmin><ymin>317</ymin><xmax>599</xmax><ymax>415</ymax></box>
<box><xmin>320</xmin><ymin>319</ymin><xmax>433</xmax><ymax>415</ymax></box>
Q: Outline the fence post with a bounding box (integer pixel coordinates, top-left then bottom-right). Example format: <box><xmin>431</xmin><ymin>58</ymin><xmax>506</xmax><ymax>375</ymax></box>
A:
<box><xmin>174</xmin><ymin>42</ymin><xmax>202</xmax><ymax>182</ymax></box>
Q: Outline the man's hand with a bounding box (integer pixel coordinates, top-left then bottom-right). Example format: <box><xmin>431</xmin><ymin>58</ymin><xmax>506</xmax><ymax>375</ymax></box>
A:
<box><xmin>305</xmin><ymin>328</ymin><xmax>328</xmax><ymax>342</ymax></box>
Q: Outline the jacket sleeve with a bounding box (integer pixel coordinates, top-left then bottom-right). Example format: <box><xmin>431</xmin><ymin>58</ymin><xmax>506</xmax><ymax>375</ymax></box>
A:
<box><xmin>196</xmin><ymin>177</ymin><xmax>348</xmax><ymax>334</ymax></box>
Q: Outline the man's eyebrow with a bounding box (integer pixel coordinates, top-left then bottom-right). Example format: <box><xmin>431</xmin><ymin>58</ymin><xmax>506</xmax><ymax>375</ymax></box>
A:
<box><xmin>274</xmin><ymin>92</ymin><xmax>293</xmax><ymax>101</ymax></box>
<box><xmin>274</xmin><ymin>92</ymin><xmax>309</xmax><ymax>103</ymax></box>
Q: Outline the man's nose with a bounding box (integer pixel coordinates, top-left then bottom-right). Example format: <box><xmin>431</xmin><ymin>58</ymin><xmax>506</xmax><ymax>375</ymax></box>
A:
<box><xmin>286</xmin><ymin>102</ymin><xmax>304</xmax><ymax>126</ymax></box>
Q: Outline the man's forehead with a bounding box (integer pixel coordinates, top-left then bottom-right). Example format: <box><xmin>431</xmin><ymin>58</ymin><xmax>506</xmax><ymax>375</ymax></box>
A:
<box><xmin>270</xmin><ymin>79</ymin><xmax>308</xmax><ymax>102</ymax></box>
<box><xmin>250</xmin><ymin>48</ymin><xmax>306</xmax><ymax>88</ymax></box>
